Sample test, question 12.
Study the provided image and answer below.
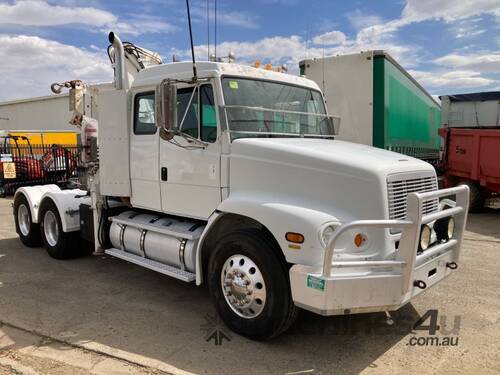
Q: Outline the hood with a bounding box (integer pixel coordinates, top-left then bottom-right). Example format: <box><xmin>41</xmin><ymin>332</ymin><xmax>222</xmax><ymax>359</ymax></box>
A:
<box><xmin>231</xmin><ymin>138</ymin><xmax>433</xmax><ymax>177</ymax></box>
<box><xmin>228</xmin><ymin>137</ymin><xmax>436</xmax><ymax>221</ymax></box>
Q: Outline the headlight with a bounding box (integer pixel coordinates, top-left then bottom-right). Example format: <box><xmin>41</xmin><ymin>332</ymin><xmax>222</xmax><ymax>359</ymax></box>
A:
<box><xmin>434</xmin><ymin>217</ymin><xmax>455</xmax><ymax>242</ymax></box>
<box><xmin>419</xmin><ymin>224</ymin><xmax>432</xmax><ymax>251</ymax></box>
<box><xmin>319</xmin><ymin>223</ymin><xmax>339</xmax><ymax>248</ymax></box>
<box><xmin>447</xmin><ymin>217</ymin><xmax>455</xmax><ymax>239</ymax></box>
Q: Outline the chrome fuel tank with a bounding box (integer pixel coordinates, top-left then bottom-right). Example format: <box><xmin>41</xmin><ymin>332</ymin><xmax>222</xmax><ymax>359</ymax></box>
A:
<box><xmin>109</xmin><ymin>211</ymin><xmax>205</xmax><ymax>272</ymax></box>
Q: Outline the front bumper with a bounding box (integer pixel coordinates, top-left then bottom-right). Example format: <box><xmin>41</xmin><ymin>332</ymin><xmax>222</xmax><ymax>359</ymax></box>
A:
<box><xmin>289</xmin><ymin>186</ymin><xmax>469</xmax><ymax>315</ymax></box>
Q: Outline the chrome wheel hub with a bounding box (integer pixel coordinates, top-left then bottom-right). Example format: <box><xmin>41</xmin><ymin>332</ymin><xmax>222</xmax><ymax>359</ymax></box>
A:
<box><xmin>221</xmin><ymin>254</ymin><xmax>266</xmax><ymax>319</ymax></box>
<box><xmin>17</xmin><ymin>204</ymin><xmax>30</xmax><ymax>236</ymax></box>
<box><xmin>43</xmin><ymin>210</ymin><xmax>59</xmax><ymax>247</ymax></box>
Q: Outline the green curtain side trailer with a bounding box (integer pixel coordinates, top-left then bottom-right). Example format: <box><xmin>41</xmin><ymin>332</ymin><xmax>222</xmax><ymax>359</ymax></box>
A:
<box><xmin>299</xmin><ymin>51</ymin><xmax>441</xmax><ymax>163</ymax></box>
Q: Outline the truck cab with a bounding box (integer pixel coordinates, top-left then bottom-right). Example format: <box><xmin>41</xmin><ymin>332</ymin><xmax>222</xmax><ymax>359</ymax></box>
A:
<box><xmin>12</xmin><ymin>33</ymin><xmax>469</xmax><ymax>340</ymax></box>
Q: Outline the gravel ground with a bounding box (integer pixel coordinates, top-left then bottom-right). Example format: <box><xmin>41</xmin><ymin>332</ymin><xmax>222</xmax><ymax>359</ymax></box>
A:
<box><xmin>0</xmin><ymin>197</ymin><xmax>499</xmax><ymax>374</ymax></box>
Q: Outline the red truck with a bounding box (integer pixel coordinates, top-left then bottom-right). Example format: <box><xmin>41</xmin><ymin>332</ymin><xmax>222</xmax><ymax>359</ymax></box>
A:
<box><xmin>439</xmin><ymin>91</ymin><xmax>500</xmax><ymax>211</ymax></box>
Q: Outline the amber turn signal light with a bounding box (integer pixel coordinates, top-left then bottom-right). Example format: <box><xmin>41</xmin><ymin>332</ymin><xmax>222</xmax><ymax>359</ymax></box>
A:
<box><xmin>354</xmin><ymin>233</ymin><xmax>366</xmax><ymax>247</ymax></box>
<box><xmin>286</xmin><ymin>232</ymin><xmax>304</xmax><ymax>244</ymax></box>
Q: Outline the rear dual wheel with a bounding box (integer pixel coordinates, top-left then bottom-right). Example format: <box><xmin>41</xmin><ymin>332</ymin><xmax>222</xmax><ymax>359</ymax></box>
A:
<box><xmin>39</xmin><ymin>199</ymin><xmax>78</xmax><ymax>259</ymax></box>
<box><xmin>13</xmin><ymin>194</ymin><xmax>42</xmax><ymax>247</ymax></box>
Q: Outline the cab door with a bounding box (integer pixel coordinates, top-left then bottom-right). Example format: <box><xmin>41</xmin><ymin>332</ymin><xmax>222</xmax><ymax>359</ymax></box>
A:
<box><xmin>129</xmin><ymin>91</ymin><xmax>161</xmax><ymax>210</ymax></box>
<box><xmin>159</xmin><ymin>83</ymin><xmax>221</xmax><ymax>219</ymax></box>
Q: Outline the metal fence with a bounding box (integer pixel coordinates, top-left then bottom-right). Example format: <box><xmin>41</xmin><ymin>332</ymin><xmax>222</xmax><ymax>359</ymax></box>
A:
<box><xmin>0</xmin><ymin>143</ymin><xmax>83</xmax><ymax>196</ymax></box>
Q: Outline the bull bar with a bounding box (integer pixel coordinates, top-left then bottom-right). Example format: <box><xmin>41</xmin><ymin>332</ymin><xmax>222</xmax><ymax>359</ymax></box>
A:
<box><xmin>290</xmin><ymin>185</ymin><xmax>470</xmax><ymax>316</ymax></box>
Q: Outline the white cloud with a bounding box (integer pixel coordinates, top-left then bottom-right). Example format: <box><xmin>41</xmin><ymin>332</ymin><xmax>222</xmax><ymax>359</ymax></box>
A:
<box><xmin>347</xmin><ymin>10</ymin><xmax>385</xmax><ymax>30</ymax></box>
<box><xmin>455</xmin><ymin>27</ymin><xmax>486</xmax><ymax>39</ymax></box>
<box><xmin>1</xmin><ymin>0</ymin><xmax>498</xmax><ymax>99</ymax></box>
<box><xmin>401</xmin><ymin>0</ymin><xmax>500</xmax><ymax>23</ymax></box>
<box><xmin>347</xmin><ymin>1</ymin><xmax>500</xmax><ymax>91</ymax></box>
<box><xmin>356</xmin><ymin>0</ymin><xmax>500</xmax><ymax>44</ymax></box>
<box><xmin>189</xmin><ymin>35</ymin><xmax>305</xmax><ymax>68</ymax></box>
<box><xmin>0</xmin><ymin>34</ymin><xmax>111</xmax><ymax>101</ymax></box>
<box><xmin>449</xmin><ymin>18</ymin><xmax>487</xmax><ymax>38</ymax></box>
<box><xmin>0</xmin><ymin>0</ymin><xmax>116</xmax><ymax>26</ymax></box>
<box><xmin>190</xmin><ymin>6</ymin><xmax>259</xmax><ymax>29</ymax></box>
<box><xmin>175</xmin><ymin>19</ymin><xmax>496</xmax><ymax>92</ymax></box>
<box><xmin>434</xmin><ymin>53</ymin><xmax>500</xmax><ymax>73</ymax></box>
<box><xmin>104</xmin><ymin>15</ymin><xmax>177</xmax><ymax>36</ymax></box>
<box><xmin>416</xmin><ymin>52</ymin><xmax>500</xmax><ymax>91</ymax></box>
<box><xmin>408</xmin><ymin>69</ymin><xmax>495</xmax><ymax>89</ymax></box>
<box><xmin>216</xmin><ymin>11</ymin><xmax>259</xmax><ymax>29</ymax></box>
<box><xmin>175</xmin><ymin>31</ymin><xmax>415</xmax><ymax>75</ymax></box>
<box><xmin>0</xmin><ymin>0</ymin><xmax>176</xmax><ymax>36</ymax></box>
<box><xmin>312</xmin><ymin>31</ymin><xmax>346</xmax><ymax>46</ymax></box>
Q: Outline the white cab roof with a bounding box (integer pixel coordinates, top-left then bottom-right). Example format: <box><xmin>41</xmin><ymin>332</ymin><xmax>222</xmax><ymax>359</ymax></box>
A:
<box><xmin>131</xmin><ymin>61</ymin><xmax>321</xmax><ymax>91</ymax></box>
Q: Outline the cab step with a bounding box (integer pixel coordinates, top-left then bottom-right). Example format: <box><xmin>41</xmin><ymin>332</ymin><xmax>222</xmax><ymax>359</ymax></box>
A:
<box><xmin>105</xmin><ymin>248</ymin><xmax>196</xmax><ymax>282</ymax></box>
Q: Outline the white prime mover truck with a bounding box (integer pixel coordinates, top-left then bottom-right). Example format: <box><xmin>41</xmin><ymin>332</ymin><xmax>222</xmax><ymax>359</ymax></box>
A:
<box><xmin>12</xmin><ymin>33</ymin><xmax>469</xmax><ymax>340</ymax></box>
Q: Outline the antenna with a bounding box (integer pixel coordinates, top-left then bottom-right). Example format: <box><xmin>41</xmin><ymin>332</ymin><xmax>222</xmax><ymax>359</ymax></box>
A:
<box><xmin>305</xmin><ymin>28</ymin><xmax>309</xmax><ymax>59</ymax></box>
<box><xmin>214</xmin><ymin>0</ymin><xmax>217</xmax><ymax>59</ymax></box>
<box><xmin>207</xmin><ymin>0</ymin><xmax>210</xmax><ymax>60</ymax></box>
<box><xmin>186</xmin><ymin>0</ymin><xmax>197</xmax><ymax>80</ymax></box>
<box><xmin>322</xmin><ymin>46</ymin><xmax>326</xmax><ymax>94</ymax></box>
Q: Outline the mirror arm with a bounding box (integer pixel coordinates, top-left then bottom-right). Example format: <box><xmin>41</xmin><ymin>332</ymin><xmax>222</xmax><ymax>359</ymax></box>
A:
<box><xmin>177</xmin><ymin>131</ymin><xmax>208</xmax><ymax>148</ymax></box>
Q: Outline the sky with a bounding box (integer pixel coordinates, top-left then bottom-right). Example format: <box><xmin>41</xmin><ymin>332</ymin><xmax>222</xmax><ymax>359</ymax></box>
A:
<box><xmin>0</xmin><ymin>0</ymin><xmax>499</xmax><ymax>101</ymax></box>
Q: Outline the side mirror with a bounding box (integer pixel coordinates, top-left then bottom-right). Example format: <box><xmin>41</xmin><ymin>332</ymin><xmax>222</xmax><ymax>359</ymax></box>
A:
<box><xmin>156</xmin><ymin>80</ymin><xmax>177</xmax><ymax>134</ymax></box>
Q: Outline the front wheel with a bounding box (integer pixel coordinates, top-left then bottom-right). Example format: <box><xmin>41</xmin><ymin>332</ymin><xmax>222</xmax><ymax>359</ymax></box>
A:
<box><xmin>207</xmin><ymin>229</ymin><xmax>299</xmax><ymax>340</ymax></box>
<box><xmin>39</xmin><ymin>199</ymin><xmax>77</xmax><ymax>259</ymax></box>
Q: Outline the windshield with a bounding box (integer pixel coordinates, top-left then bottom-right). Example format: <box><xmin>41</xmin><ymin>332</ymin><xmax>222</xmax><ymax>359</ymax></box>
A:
<box><xmin>221</xmin><ymin>77</ymin><xmax>335</xmax><ymax>140</ymax></box>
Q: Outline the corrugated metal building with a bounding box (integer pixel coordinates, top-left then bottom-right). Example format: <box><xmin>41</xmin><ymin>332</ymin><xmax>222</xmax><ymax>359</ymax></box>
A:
<box><xmin>0</xmin><ymin>83</ymin><xmax>112</xmax><ymax>132</ymax></box>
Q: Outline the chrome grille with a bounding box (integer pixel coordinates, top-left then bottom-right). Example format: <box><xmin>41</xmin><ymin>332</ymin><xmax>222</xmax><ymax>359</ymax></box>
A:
<box><xmin>387</xmin><ymin>174</ymin><xmax>439</xmax><ymax>220</ymax></box>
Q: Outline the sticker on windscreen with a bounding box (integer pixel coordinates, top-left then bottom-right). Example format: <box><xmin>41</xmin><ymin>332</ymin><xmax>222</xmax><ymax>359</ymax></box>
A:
<box><xmin>229</xmin><ymin>81</ymin><xmax>239</xmax><ymax>89</ymax></box>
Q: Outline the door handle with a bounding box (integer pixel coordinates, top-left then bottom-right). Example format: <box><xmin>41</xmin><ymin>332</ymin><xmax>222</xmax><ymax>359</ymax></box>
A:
<box><xmin>161</xmin><ymin>167</ymin><xmax>168</xmax><ymax>181</ymax></box>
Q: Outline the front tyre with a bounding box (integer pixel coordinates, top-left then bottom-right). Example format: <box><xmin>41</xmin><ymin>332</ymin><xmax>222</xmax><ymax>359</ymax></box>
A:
<box><xmin>13</xmin><ymin>194</ymin><xmax>42</xmax><ymax>247</ymax></box>
<box><xmin>39</xmin><ymin>199</ymin><xmax>77</xmax><ymax>259</ymax></box>
<box><xmin>207</xmin><ymin>229</ymin><xmax>299</xmax><ymax>340</ymax></box>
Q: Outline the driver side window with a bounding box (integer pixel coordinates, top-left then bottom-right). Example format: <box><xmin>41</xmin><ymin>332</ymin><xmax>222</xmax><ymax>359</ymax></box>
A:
<box><xmin>177</xmin><ymin>87</ymin><xmax>199</xmax><ymax>138</ymax></box>
<box><xmin>176</xmin><ymin>85</ymin><xmax>217</xmax><ymax>143</ymax></box>
<box><xmin>200</xmin><ymin>85</ymin><xmax>217</xmax><ymax>142</ymax></box>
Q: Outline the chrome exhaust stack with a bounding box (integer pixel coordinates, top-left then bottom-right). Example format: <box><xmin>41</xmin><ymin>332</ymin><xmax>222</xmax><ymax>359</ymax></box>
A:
<box><xmin>108</xmin><ymin>32</ymin><xmax>126</xmax><ymax>90</ymax></box>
